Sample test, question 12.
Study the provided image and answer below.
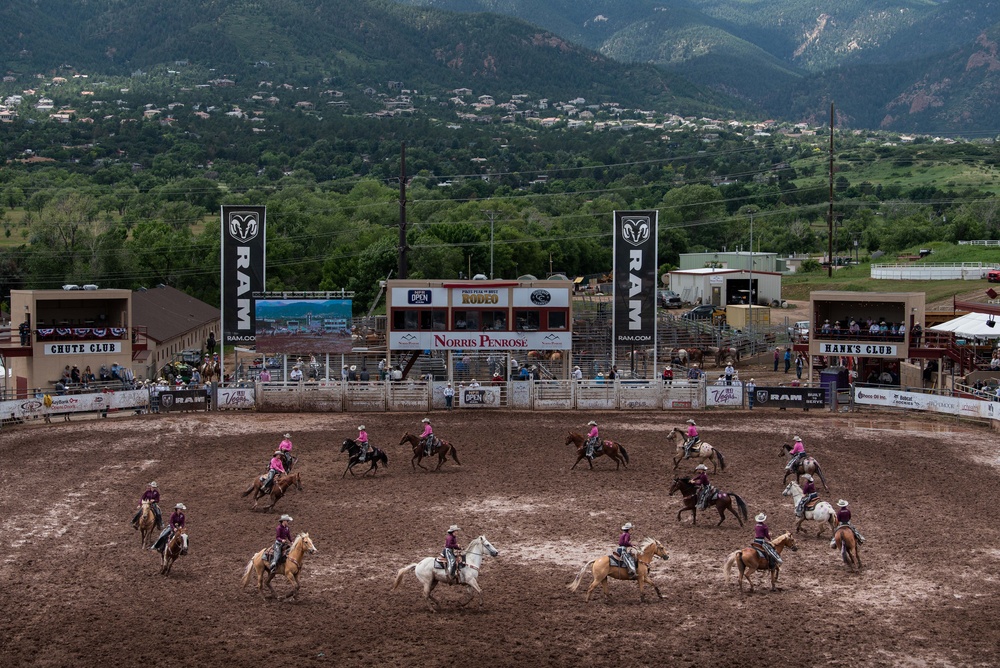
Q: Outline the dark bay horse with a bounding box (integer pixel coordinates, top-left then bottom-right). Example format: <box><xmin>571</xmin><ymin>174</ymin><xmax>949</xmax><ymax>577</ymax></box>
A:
<box><xmin>341</xmin><ymin>438</ymin><xmax>389</xmax><ymax>477</ymax></box>
<box><xmin>668</xmin><ymin>477</ymin><xmax>748</xmax><ymax>527</ymax></box>
<box><xmin>779</xmin><ymin>444</ymin><xmax>828</xmax><ymax>489</ymax></box>
<box><xmin>565</xmin><ymin>432</ymin><xmax>630</xmax><ymax>470</ymax></box>
<box><xmin>722</xmin><ymin>532</ymin><xmax>798</xmax><ymax>593</ymax></box>
<box><xmin>241</xmin><ymin>471</ymin><xmax>302</xmax><ymax>511</ymax></box>
<box><xmin>160</xmin><ymin>528</ymin><xmax>188</xmax><ymax>576</ymax></box>
<box><xmin>399</xmin><ymin>432</ymin><xmax>461</xmax><ymax>471</ymax></box>
<box><xmin>833</xmin><ymin>525</ymin><xmax>862</xmax><ymax>572</ymax></box>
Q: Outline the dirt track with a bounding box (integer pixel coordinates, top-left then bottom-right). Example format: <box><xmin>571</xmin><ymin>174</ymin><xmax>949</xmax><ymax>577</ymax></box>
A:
<box><xmin>2</xmin><ymin>409</ymin><xmax>999</xmax><ymax>667</ymax></box>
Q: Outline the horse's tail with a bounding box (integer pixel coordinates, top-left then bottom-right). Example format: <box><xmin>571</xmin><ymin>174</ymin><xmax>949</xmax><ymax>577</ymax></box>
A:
<box><xmin>380</xmin><ymin>451</ymin><xmax>389</xmax><ymax>468</ymax></box>
<box><xmin>450</xmin><ymin>445</ymin><xmax>461</xmax><ymax>465</ymax></box>
<box><xmin>392</xmin><ymin>563</ymin><xmax>418</xmax><ymax>591</ymax></box>
<box><xmin>618</xmin><ymin>443</ymin><xmax>629</xmax><ymax>465</ymax></box>
<box><xmin>723</xmin><ymin>550</ymin><xmax>740</xmax><ymax>583</ymax></box>
<box><xmin>840</xmin><ymin>540</ymin><xmax>851</xmax><ymax>565</ymax></box>
<box><xmin>241</xmin><ymin>482</ymin><xmax>255</xmax><ymax>498</ymax></box>
<box><xmin>732</xmin><ymin>494</ymin><xmax>748</xmax><ymax>521</ymax></box>
<box><xmin>240</xmin><ymin>556</ymin><xmax>257</xmax><ymax>588</ymax></box>
<box><xmin>714</xmin><ymin>446</ymin><xmax>726</xmax><ymax>471</ymax></box>
<box><xmin>568</xmin><ymin>560</ymin><xmax>596</xmax><ymax>592</ymax></box>
<box><xmin>815</xmin><ymin>462</ymin><xmax>829</xmax><ymax>489</ymax></box>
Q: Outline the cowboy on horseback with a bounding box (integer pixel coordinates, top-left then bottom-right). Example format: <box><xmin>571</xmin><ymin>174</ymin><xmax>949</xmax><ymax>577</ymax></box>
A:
<box><xmin>151</xmin><ymin>503</ymin><xmax>186</xmax><ymax>553</ymax></box>
<box><xmin>753</xmin><ymin>513</ymin><xmax>783</xmax><ymax>568</ymax></box>
<box><xmin>785</xmin><ymin>436</ymin><xmax>806</xmax><ymax>472</ymax></box>
<box><xmin>270</xmin><ymin>515</ymin><xmax>293</xmax><ymax>573</ymax></box>
<box><xmin>830</xmin><ymin>499</ymin><xmax>866</xmax><ymax>548</ymax></box>
<box><xmin>692</xmin><ymin>464</ymin><xmax>715</xmax><ymax>510</ymax></box>
<box><xmin>617</xmin><ymin>522</ymin><xmax>637</xmax><ymax>578</ymax></box>
<box><xmin>130</xmin><ymin>481</ymin><xmax>162</xmax><ymax>530</ymax></box>
<box><xmin>443</xmin><ymin>525</ymin><xmax>464</xmax><ymax>581</ymax></box>
<box><xmin>419</xmin><ymin>418</ymin><xmax>435</xmax><ymax>457</ymax></box>
<box><xmin>356</xmin><ymin>425</ymin><xmax>371</xmax><ymax>462</ymax></box>
<box><xmin>585</xmin><ymin>420</ymin><xmax>601</xmax><ymax>460</ymax></box>
<box><xmin>275</xmin><ymin>432</ymin><xmax>294</xmax><ymax>471</ymax></box>
<box><xmin>795</xmin><ymin>474</ymin><xmax>818</xmax><ymax>518</ymax></box>
<box><xmin>683</xmin><ymin>419</ymin><xmax>700</xmax><ymax>458</ymax></box>
<box><xmin>262</xmin><ymin>451</ymin><xmax>286</xmax><ymax>494</ymax></box>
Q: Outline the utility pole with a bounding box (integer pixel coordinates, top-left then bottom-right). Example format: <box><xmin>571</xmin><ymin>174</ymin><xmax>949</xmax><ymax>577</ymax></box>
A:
<box><xmin>482</xmin><ymin>209</ymin><xmax>497</xmax><ymax>279</ymax></box>
<box><xmin>827</xmin><ymin>103</ymin><xmax>835</xmax><ymax>278</ymax></box>
<box><xmin>398</xmin><ymin>142</ymin><xmax>408</xmax><ymax>279</ymax></box>
<box><xmin>748</xmin><ymin>208</ymin><xmax>755</xmax><ymax>322</ymax></box>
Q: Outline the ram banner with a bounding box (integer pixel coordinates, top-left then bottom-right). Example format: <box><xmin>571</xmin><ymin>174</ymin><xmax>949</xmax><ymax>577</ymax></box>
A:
<box><xmin>613</xmin><ymin>211</ymin><xmax>658</xmax><ymax>347</ymax></box>
<box><xmin>221</xmin><ymin>205</ymin><xmax>266</xmax><ymax>345</ymax></box>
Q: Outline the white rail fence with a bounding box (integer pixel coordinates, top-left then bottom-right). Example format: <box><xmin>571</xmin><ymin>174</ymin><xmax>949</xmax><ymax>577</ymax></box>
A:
<box><xmin>870</xmin><ymin>262</ymin><xmax>998</xmax><ymax>280</ymax></box>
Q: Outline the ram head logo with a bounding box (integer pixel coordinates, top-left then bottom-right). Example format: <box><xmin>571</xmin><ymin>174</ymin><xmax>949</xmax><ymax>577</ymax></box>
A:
<box><xmin>621</xmin><ymin>216</ymin><xmax>650</xmax><ymax>247</ymax></box>
<box><xmin>228</xmin><ymin>213</ymin><xmax>260</xmax><ymax>243</ymax></box>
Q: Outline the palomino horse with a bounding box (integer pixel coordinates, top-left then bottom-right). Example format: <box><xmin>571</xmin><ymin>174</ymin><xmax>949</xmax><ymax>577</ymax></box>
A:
<box><xmin>565</xmin><ymin>432</ymin><xmax>630</xmax><ymax>470</ymax></box>
<box><xmin>833</xmin><ymin>525</ymin><xmax>862</xmax><ymax>572</ymax></box>
<box><xmin>399</xmin><ymin>432</ymin><xmax>461</xmax><ymax>472</ymax></box>
<box><xmin>341</xmin><ymin>438</ymin><xmax>389</xmax><ymax>477</ymax></box>
<box><xmin>722</xmin><ymin>532</ymin><xmax>798</xmax><ymax>593</ymax></box>
<box><xmin>241</xmin><ymin>532</ymin><xmax>318</xmax><ymax>600</ymax></box>
<box><xmin>779</xmin><ymin>444</ymin><xmax>829</xmax><ymax>489</ymax></box>
<box><xmin>137</xmin><ymin>500</ymin><xmax>158</xmax><ymax>548</ymax></box>
<box><xmin>392</xmin><ymin>535</ymin><xmax>500</xmax><ymax>612</ymax></box>
<box><xmin>160</xmin><ymin>528</ymin><xmax>188</xmax><ymax>576</ymax></box>
<box><xmin>241</xmin><ymin>471</ymin><xmax>302</xmax><ymax>511</ymax></box>
<box><xmin>567</xmin><ymin>537</ymin><xmax>669</xmax><ymax>602</ymax></box>
<box><xmin>781</xmin><ymin>482</ymin><xmax>837</xmax><ymax>538</ymax></box>
<box><xmin>200</xmin><ymin>360</ymin><xmax>221</xmax><ymax>383</ymax></box>
<box><xmin>667</xmin><ymin>428</ymin><xmax>726</xmax><ymax>473</ymax></box>
<box><xmin>668</xmin><ymin>477</ymin><xmax>748</xmax><ymax>527</ymax></box>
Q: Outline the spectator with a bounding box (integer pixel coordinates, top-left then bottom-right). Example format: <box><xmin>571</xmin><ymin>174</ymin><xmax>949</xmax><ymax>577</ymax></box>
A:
<box><xmin>259</xmin><ymin>368</ymin><xmax>271</xmax><ymax>383</ymax></box>
<box><xmin>70</xmin><ymin>365</ymin><xmax>81</xmax><ymax>384</ymax></box>
<box><xmin>795</xmin><ymin>354</ymin><xmax>803</xmax><ymax>380</ymax></box>
<box><xmin>391</xmin><ymin>365</ymin><xmax>403</xmax><ymax>381</ymax></box>
<box><xmin>572</xmin><ymin>365</ymin><xmax>583</xmax><ymax>381</ymax></box>
<box><xmin>662</xmin><ymin>366</ymin><xmax>673</xmax><ymax>386</ymax></box>
<box><xmin>910</xmin><ymin>323</ymin><xmax>922</xmax><ymax>346</ymax></box>
<box><xmin>784</xmin><ymin>348</ymin><xmax>792</xmax><ymax>373</ymax></box>
<box><xmin>378</xmin><ymin>358</ymin><xmax>387</xmax><ymax>380</ymax></box>
<box><xmin>190</xmin><ymin>367</ymin><xmax>201</xmax><ymax>387</ymax></box>
<box><xmin>773</xmin><ymin>348</ymin><xmax>780</xmax><ymax>372</ymax></box>
<box><xmin>341</xmin><ymin>365</ymin><xmax>349</xmax><ymax>381</ymax></box>
<box><xmin>531</xmin><ymin>365</ymin><xmax>541</xmax><ymax>381</ymax></box>
<box><xmin>359</xmin><ymin>367</ymin><xmax>370</xmax><ymax>382</ymax></box>
<box><xmin>18</xmin><ymin>320</ymin><xmax>30</xmax><ymax>346</ymax></box>
<box><xmin>687</xmin><ymin>364</ymin><xmax>701</xmax><ymax>381</ymax></box>
<box><xmin>724</xmin><ymin>362</ymin><xmax>734</xmax><ymax>386</ymax></box>
<box><xmin>289</xmin><ymin>366</ymin><xmax>303</xmax><ymax>382</ymax></box>
<box><xmin>469</xmin><ymin>378</ymin><xmax>481</xmax><ymax>388</ymax></box>
<box><xmin>61</xmin><ymin>365</ymin><xmax>72</xmax><ymax>386</ymax></box>
<box><xmin>443</xmin><ymin>382</ymin><xmax>454</xmax><ymax>410</ymax></box>
<box><xmin>746</xmin><ymin>378</ymin><xmax>756</xmax><ymax>409</ymax></box>
<box><xmin>348</xmin><ymin>365</ymin><xmax>358</xmax><ymax>382</ymax></box>
<box><xmin>205</xmin><ymin>381</ymin><xmax>213</xmax><ymax>411</ymax></box>
<box><xmin>82</xmin><ymin>366</ymin><xmax>95</xmax><ymax>388</ymax></box>
<box><xmin>519</xmin><ymin>366</ymin><xmax>531</xmax><ymax>381</ymax></box>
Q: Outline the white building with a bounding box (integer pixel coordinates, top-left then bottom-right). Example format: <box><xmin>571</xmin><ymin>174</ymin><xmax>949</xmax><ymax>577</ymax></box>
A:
<box><xmin>668</xmin><ymin>268</ymin><xmax>782</xmax><ymax>307</ymax></box>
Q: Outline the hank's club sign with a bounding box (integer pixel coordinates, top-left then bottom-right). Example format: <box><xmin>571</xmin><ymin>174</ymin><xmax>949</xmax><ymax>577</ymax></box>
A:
<box><xmin>221</xmin><ymin>205</ymin><xmax>266</xmax><ymax>345</ymax></box>
<box><xmin>613</xmin><ymin>211</ymin><xmax>658</xmax><ymax>346</ymax></box>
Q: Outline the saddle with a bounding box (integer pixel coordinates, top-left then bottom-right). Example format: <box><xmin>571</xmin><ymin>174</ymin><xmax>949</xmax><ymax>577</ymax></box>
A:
<box><xmin>609</xmin><ymin>551</ymin><xmax>637</xmax><ymax>578</ymax></box>
<box><xmin>750</xmin><ymin>543</ymin><xmax>777</xmax><ymax>568</ymax></box>
<box><xmin>803</xmin><ymin>497</ymin><xmax>819</xmax><ymax>512</ymax></box>
<box><xmin>262</xmin><ymin>548</ymin><xmax>285</xmax><ymax>566</ymax></box>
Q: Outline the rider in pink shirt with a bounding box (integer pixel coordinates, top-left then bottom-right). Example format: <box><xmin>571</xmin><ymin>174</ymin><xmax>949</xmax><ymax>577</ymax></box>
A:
<box><xmin>420</xmin><ymin>418</ymin><xmax>434</xmax><ymax>456</ymax></box>
<box><xmin>786</xmin><ymin>436</ymin><xmax>806</xmax><ymax>471</ymax></box>
<box><xmin>263</xmin><ymin>453</ymin><xmax>286</xmax><ymax>491</ymax></box>
<box><xmin>683</xmin><ymin>419</ymin><xmax>700</xmax><ymax>458</ymax></box>
<box><xmin>276</xmin><ymin>432</ymin><xmax>294</xmax><ymax>470</ymax></box>
<box><xmin>357</xmin><ymin>425</ymin><xmax>370</xmax><ymax>461</ymax></box>
<box><xmin>585</xmin><ymin>420</ymin><xmax>600</xmax><ymax>459</ymax></box>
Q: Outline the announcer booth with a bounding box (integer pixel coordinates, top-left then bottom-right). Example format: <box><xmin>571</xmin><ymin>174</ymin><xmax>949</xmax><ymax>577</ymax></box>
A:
<box><xmin>386</xmin><ymin>279</ymin><xmax>574</xmax><ymax>382</ymax></box>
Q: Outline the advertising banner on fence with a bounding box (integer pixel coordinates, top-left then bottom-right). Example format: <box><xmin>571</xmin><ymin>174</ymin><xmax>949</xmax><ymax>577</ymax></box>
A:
<box><xmin>613</xmin><ymin>210</ymin><xmax>658</xmax><ymax>348</ymax></box>
<box><xmin>753</xmin><ymin>387</ymin><xmax>826</xmax><ymax>409</ymax></box>
<box><xmin>853</xmin><ymin>387</ymin><xmax>996</xmax><ymax>419</ymax></box>
<box><xmin>706</xmin><ymin>385</ymin><xmax>744</xmax><ymax>407</ymax></box>
<box><xmin>0</xmin><ymin>389</ymin><xmax>148</xmax><ymax>421</ymax></box>
<box><xmin>158</xmin><ymin>390</ymin><xmax>208</xmax><ymax>412</ymax></box>
<box><xmin>216</xmin><ymin>386</ymin><xmax>256</xmax><ymax>410</ymax></box>
<box><xmin>459</xmin><ymin>386</ymin><xmax>501</xmax><ymax>408</ymax></box>
<box><xmin>389</xmin><ymin>331</ymin><xmax>571</xmax><ymax>351</ymax></box>
<box><xmin>221</xmin><ymin>205</ymin><xmax>266</xmax><ymax>346</ymax></box>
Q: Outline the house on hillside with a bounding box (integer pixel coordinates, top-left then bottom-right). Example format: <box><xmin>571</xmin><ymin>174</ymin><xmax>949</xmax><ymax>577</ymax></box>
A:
<box><xmin>131</xmin><ymin>285</ymin><xmax>220</xmax><ymax>381</ymax></box>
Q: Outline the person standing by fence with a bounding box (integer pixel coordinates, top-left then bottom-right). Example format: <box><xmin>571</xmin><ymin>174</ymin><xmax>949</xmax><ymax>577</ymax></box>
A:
<box><xmin>746</xmin><ymin>378</ymin><xmax>756</xmax><ymax>409</ymax></box>
<box><xmin>443</xmin><ymin>382</ymin><xmax>454</xmax><ymax>410</ymax></box>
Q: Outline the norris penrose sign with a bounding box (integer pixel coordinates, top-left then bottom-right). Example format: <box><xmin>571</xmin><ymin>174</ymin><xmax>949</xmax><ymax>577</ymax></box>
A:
<box><xmin>613</xmin><ymin>211</ymin><xmax>658</xmax><ymax>347</ymax></box>
<box><xmin>388</xmin><ymin>331</ymin><xmax>571</xmax><ymax>350</ymax></box>
<box><xmin>221</xmin><ymin>205</ymin><xmax>266</xmax><ymax>345</ymax></box>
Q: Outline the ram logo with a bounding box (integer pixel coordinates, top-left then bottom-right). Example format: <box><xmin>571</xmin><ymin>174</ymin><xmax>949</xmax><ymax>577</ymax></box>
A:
<box><xmin>228</xmin><ymin>213</ymin><xmax>260</xmax><ymax>243</ymax></box>
<box><xmin>621</xmin><ymin>216</ymin><xmax>650</xmax><ymax>247</ymax></box>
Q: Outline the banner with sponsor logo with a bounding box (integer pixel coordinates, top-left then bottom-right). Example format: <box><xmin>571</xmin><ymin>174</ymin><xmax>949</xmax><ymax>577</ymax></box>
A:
<box><xmin>458</xmin><ymin>386</ymin><xmax>501</xmax><ymax>408</ymax></box>
<box><xmin>613</xmin><ymin>211</ymin><xmax>658</xmax><ymax>348</ymax></box>
<box><xmin>389</xmin><ymin>331</ymin><xmax>571</xmax><ymax>351</ymax></box>
<box><xmin>0</xmin><ymin>389</ymin><xmax>148</xmax><ymax>420</ymax></box>
<box><xmin>157</xmin><ymin>390</ymin><xmax>208</xmax><ymax>412</ymax></box>
<box><xmin>853</xmin><ymin>387</ymin><xmax>997</xmax><ymax>419</ymax></box>
<box><xmin>221</xmin><ymin>205</ymin><xmax>266</xmax><ymax>346</ymax></box>
<box><xmin>706</xmin><ymin>385</ymin><xmax>744</xmax><ymax>407</ymax></box>
<box><xmin>216</xmin><ymin>386</ymin><xmax>256</xmax><ymax>410</ymax></box>
<box><xmin>753</xmin><ymin>386</ymin><xmax>827</xmax><ymax>409</ymax></box>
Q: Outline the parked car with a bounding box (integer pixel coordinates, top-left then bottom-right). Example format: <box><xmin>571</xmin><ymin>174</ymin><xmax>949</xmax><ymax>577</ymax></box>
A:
<box><xmin>658</xmin><ymin>289</ymin><xmax>682</xmax><ymax>308</ymax></box>
<box><xmin>988</xmin><ymin>269</ymin><xmax>1000</xmax><ymax>283</ymax></box>
<box><xmin>681</xmin><ymin>304</ymin><xmax>724</xmax><ymax>321</ymax></box>
<box><xmin>788</xmin><ymin>320</ymin><xmax>810</xmax><ymax>341</ymax></box>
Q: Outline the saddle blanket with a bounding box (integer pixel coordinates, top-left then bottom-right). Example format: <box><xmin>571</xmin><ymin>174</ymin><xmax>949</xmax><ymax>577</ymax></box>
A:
<box><xmin>608</xmin><ymin>553</ymin><xmax>637</xmax><ymax>578</ymax></box>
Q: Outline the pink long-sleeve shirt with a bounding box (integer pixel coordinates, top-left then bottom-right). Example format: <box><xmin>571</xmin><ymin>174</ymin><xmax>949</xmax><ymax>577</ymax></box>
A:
<box><xmin>588</xmin><ymin>426</ymin><xmax>598</xmax><ymax>439</ymax></box>
<box><xmin>790</xmin><ymin>441</ymin><xmax>804</xmax><ymax>455</ymax></box>
<box><xmin>687</xmin><ymin>425</ymin><xmax>698</xmax><ymax>438</ymax></box>
<box><xmin>421</xmin><ymin>424</ymin><xmax>433</xmax><ymax>438</ymax></box>
<box><xmin>279</xmin><ymin>438</ymin><xmax>292</xmax><ymax>452</ymax></box>
<box><xmin>269</xmin><ymin>455</ymin><xmax>286</xmax><ymax>473</ymax></box>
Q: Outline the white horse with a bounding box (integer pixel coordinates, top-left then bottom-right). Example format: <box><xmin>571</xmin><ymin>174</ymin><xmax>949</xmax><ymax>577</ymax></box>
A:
<box><xmin>391</xmin><ymin>535</ymin><xmax>499</xmax><ymax>612</ymax></box>
<box><xmin>782</xmin><ymin>481</ymin><xmax>837</xmax><ymax>538</ymax></box>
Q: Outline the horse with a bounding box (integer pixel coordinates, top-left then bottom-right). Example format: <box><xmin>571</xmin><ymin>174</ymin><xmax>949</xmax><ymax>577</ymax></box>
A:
<box><xmin>678</xmin><ymin>348</ymin><xmax>703</xmax><ymax>366</ymax></box>
<box><xmin>391</xmin><ymin>535</ymin><xmax>500</xmax><ymax>612</ymax></box>
<box><xmin>399</xmin><ymin>432</ymin><xmax>461</xmax><ymax>472</ymax></box>
<box><xmin>160</xmin><ymin>527</ymin><xmax>188</xmax><ymax>576</ymax></box>
<box><xmin>200</xmin><ymin>360</ymin><xmax>221</xmax><ymax>383</ymax></box>
<box><xmin>241</xmin><ymin>532</ymin><xmax>318</xmax><ymax>600</ymax></box>
<box><xmin>833</xmin><ymin>525</ymin><xmax>862</xmax><ymax>572</ymax></box>
<box><xmin>722</xmin><ymin>532</ymin><xmax>798</xmax><ymax>593</ymax></box>
<box><xmin>567</xmin><ymin>537</ymin><xmax>669</xmax><ymax>603</ymax></box>
<box><xmin>781</xmin><ymin>482</ymin><xmax>837</xmax><ymax>538</ymax></box>
<box><xmin>779</xmin><ymin>444</ymin><xmax>829</xmax><ymax>489</ymax></box>
<box><xmin>666</xmin><ymin>428</ymin><xmax>726</xmax><ymax>473</ymax></box>
<box><xmin>713</xmin><ymin>346</ymin><xmax>740</xmax><ymax>366</ymax></box>
<box><xmin>565</xmin><ymin>432</ymin><xmax>630</xmax><ymax>470</ymax></box>
<box><xmin>341</xmin><ymin>438</ymin><xmax>389</xmax><ymax>477</ymax></box>
<box><xmin>137</xmin><ymin>500</ymin><xmax>158</xmax><ymax>548</ymax></box>
<box><xmin>668</xmin><ymin>477</ymin><xmax>748</xmax><ymax>527</ymax></box>
<box><xmin>241</xmin><ymin>471</ymin><xmax>302</xmax><ymax>511</ymax></box>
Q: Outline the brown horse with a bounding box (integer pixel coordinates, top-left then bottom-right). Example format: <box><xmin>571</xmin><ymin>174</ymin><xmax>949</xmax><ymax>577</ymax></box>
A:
<box><xmin>137</xmin><ymin>501</ymin><xmax>157</xmax><ymax>548</ymax></box>
<box><xmin>200</xmin><ymin>360</ymin><xmax>221</xmax><ymax>383</ymax></box>
<box><xmin>160</xmin><ymin>528</ymin><xmax>188</xmax><ymax>576</ymax></box>
<box><xmin>241</xmin><ymin>472</ymin><xmax>302</xmax><ymax>511</ymax></box>
<box><xmin>240</xmin><ymin>532</ymin><xmax>318</xmax><ymax>600</ymax></box>
<box><xmin>668</xmin><ymin>477</ymin><xmax>748</xmax><ymax>527</ymax></box>
<box><xmin>722</xmin><ymin>532</ymin><xmax>798</xmax><ymax>593</ymax></box>
<box><xmin>833</xmin><ymin>525</ymin><xmax>862</xmax><ymax>572</ymax></box>
<box><xmin>565</xmin><ymin>432</ymin><xmax>630</xmax><ymax>470</ymax></box>
<box><xmin>567</xmin><ymin>537</ymin><xmax>668</xmax><ymax>602</ymax></box>
<box><xmin>667</xmin><ymin>428</ymin><xmax>726</xmax><ymax>473</ymax></box>
<box><xmin>399</xmin><ymin>432</ymin><xmax>461</xmax><ymax>471</ymax></box>
<box><xmin>779</xmin><ymin>444</ymin><xmax>828</xmax><ymax>489</ymax></box>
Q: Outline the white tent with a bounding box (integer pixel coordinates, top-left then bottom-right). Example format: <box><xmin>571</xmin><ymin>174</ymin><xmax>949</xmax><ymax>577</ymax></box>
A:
<box><xmin>929</xmin><ymin>311</ymin><xmax>1000</xmax><ymax>339</ymax></box>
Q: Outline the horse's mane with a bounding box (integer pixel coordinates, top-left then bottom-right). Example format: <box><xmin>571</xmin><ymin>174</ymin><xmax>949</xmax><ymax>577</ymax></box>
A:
<box><xmin>638</xmin><ymin>536</ymin><xmax>659</xmax><ymax>551</ymax></box>
<box><xmin>772</xmin><ymin>532</ymin><xmax>792</xmax><ymax>545</ymax></box>
<box><xmin>291</xmin><ymin>532</ymin><xmax>309</xmax><ymax>548</ymax></box>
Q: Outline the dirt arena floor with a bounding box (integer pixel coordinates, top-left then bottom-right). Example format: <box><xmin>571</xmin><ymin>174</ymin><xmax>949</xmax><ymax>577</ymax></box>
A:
<box><xmin>3</xmin><ymin>408</ymin><xmax>1000</xmax><ymax>667</ymax></box>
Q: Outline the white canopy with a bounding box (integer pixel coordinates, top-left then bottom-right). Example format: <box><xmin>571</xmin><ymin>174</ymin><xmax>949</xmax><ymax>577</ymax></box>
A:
<box><xmin>929</xmin><ymin>311</ymin><xmax>1000</xmax><ymax>339</ymax></box>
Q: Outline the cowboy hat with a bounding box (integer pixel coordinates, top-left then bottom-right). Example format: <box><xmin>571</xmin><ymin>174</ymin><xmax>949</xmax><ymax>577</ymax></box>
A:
<box><xmin>358</xmin><ymin>425</ymin><xmax>365</xmax><ymax>431</ymax></box>
<box><xmin>280</xmin><ymin>514</ymin><xmax>293</xmax><ymax>522</ymax></box>
<box><xmin>283</xmin><ymin>433</ymin><xmax>291</xmax><ymax>439</ymax></box>
<box><xmin>686</xmin><ymin>419</ymin><xmax>696</xmax><ymax>424</ymax></box>
<box><xmin>802</xmin><ymin>474</ymin><xmax>813</xmax><ymax>481</ymax></box>
<box><xmin>793</xmin><ymin>436</ymin><xmax>802</xmax><ymax>442</ymax></box>
<box><xmin>350</xmin><ymin>365</ymin><xmax>357</xmax><ymax>371</ymax></box>
<box><xmin>174</xmin><ymin>503</ymin><xmax>186</xmax><ymax>510</ymax></box>
<box><xmin>421</xmin><ymin>417</ymin><xmax>431</xmax><ymax>423</ymax></box>
<box><xmin>695</xmin><ymin>464</ymin><xmax>708</xmax><ymax>471</ymax></box>
<box><xmin>755</xmin><ymin>513</ymin><xmax>767</xmax><ymax>522</ymax></box>
<box><xmin>587</xmin><ymin>420</ymin><xmax>597</xmax><ymax>426</ymax></box>
<box><xmin>573</xmin><ymin>365</ymin><xmax>580</xmax><ymax>370</ymax></box>
<box><xmin>447</xmin><ymin>525</ymin><xmax>460</xmax><ymax>533</ymax></box>
<box><xmin>837</xmin><ymin>499</ymin><xmax>849</xmax><ymax>507</ymax></box>
<box><xmin>149</xmin><ymin>481</ymin><xmax>158</xmax><ymax>488</ymax></box>
<box><xmin>621</xmin><ymin>522</ymin><xmax>633</xmax><ymax>531</ymax></box>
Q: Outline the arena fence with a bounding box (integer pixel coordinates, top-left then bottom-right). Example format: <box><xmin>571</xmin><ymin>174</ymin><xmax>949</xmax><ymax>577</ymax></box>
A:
<box><xmin>0</xmin><ymin>388</ymin><xmax>149</xmax><ymax>425</ymax></box>
<box><xmin>852</xmin><ymin>384</ymin><xmax>999</xmax><ymax>420</ymax></box>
